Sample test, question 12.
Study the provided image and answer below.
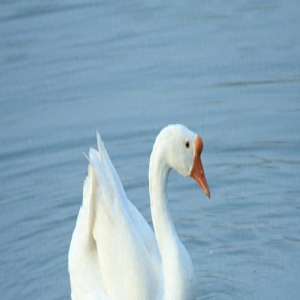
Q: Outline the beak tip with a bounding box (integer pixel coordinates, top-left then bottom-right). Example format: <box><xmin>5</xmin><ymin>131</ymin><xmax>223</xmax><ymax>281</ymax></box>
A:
<box><xmin>206</xmin><ymin>189</ymin><xmax>211</xmax><ymax>199</ymax></box>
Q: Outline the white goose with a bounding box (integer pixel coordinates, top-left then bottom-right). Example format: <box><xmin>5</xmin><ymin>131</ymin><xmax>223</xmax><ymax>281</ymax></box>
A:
<box><xmin>69</xmin><ymin>124</ymin><xmax>210</xmax><ymax>300</ymax></box>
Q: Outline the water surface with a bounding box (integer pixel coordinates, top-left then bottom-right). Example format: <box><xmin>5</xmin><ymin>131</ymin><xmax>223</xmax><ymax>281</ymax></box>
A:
<box><xmin>0</xmin><ymin>1</ymin><xmax>300</xmax><ymax>299</ymax></box>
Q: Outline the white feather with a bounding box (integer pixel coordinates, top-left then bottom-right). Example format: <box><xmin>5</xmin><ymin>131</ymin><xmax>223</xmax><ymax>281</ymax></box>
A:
<box><xmin>69</xmin><ymin>125</ymin><xmax>206</xmax><ymax>300</ymax></box>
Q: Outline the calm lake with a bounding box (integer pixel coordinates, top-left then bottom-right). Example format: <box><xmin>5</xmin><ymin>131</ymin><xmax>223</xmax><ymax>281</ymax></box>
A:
<box><xmin>0</xmin><ymin>1</ymin><xmax>300</xmax><ymax>299</ymax></box>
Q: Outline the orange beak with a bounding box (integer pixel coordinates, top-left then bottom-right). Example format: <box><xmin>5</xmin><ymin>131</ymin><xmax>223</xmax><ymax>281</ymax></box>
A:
<box><xmin>190</xmin><ymin>135</ymin><xmax>210</xmax><ymax>198</ymax></box>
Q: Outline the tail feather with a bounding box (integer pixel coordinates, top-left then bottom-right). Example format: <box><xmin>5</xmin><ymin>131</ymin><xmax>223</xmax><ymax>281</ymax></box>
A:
<box><xmin>93</xmin><ymin>134</ymin><xmax>127</xmax><ymax>201</ymax></box>
<box><xmin>82</xmin><ymin>152</ymin><xmax>91</xmax><ymax>163</ymax></box>
<box><xmin>89</xmin><ymin>148</ymin><xmax>114</xmax><ymax>219</ymax></box>
<box><xmin>87</xmin><ymin>165</ymin><xmax>96</xmax><ymax>237</ymax></box>
<box><xmin>96</xmin><ymin>131</ymin><xmax>103</xmax><ymax>161</ymax></box>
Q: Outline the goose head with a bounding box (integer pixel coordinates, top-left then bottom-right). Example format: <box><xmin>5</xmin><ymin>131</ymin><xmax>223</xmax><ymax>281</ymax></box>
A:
<box><xmin>156</xmin><ymin>124</ymin><xmax>210</xmax><ymax>198</ymax></box>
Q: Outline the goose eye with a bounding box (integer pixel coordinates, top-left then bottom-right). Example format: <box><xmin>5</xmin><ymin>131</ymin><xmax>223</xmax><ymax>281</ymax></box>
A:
<box><xmin>185</xmin><ymin>141</ymin><xmax>190</xmax><ymax>149</ymax></box>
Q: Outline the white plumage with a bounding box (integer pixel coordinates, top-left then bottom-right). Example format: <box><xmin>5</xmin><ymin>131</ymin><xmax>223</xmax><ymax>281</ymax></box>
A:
<box><xmin>69</xmin><ymin>124</ymin><xmax>210</xmax><ymax>300</ymax></box>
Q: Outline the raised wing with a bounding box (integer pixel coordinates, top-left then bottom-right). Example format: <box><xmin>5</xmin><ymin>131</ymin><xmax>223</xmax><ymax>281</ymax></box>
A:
<box><xmin>69</xmin><ymin>133</ymin><xmax>162</xmax><ymax>299</ymax></box>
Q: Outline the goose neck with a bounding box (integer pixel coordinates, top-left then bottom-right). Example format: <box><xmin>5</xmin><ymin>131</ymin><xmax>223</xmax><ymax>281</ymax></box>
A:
<box><xmin>149</xmin><ymin>145</ymin><xmax>179</xmax><ymax>258</ymax></box>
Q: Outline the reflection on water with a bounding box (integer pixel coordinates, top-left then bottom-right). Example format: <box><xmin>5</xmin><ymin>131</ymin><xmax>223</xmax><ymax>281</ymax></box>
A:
<box><xmin>0</xmin><ymin>1</ymin><xmax>300</xmax><ymax>299</ymax></box>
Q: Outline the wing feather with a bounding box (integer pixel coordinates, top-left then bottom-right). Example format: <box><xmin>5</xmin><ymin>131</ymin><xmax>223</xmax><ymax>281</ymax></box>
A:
<box><xmin>69</xmin><ymin>134</ymin><xmax>163</xmax><ymax>299</ymax></box>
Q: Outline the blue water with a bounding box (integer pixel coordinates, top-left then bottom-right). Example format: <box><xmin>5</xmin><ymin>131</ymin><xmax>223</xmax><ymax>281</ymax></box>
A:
<box><xmin>0</xmin><ymin>1</ymin><xmax>300</xmax><ymax>299</ymax></box>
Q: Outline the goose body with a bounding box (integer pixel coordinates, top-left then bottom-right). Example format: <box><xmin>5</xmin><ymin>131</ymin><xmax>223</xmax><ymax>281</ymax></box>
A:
<box><xmin>68</xmin><ymin>124</ymin><xmax>210</xmax><ymax>300</ymax></box>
